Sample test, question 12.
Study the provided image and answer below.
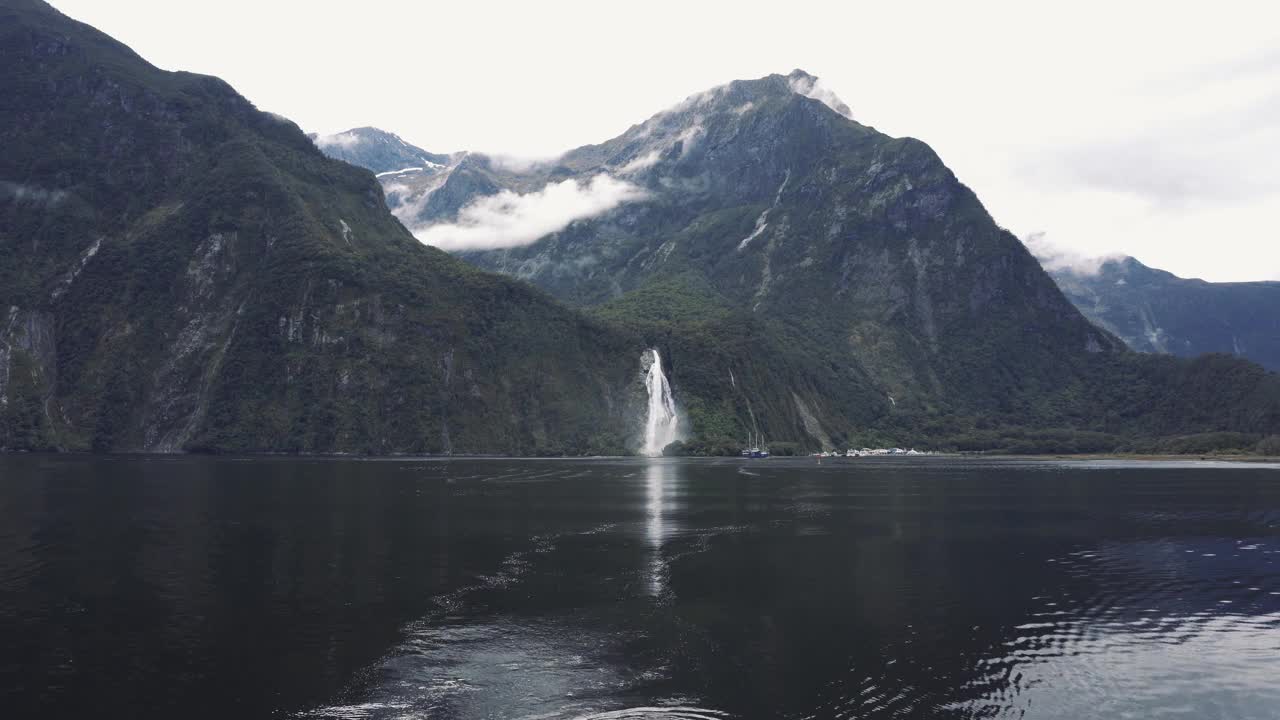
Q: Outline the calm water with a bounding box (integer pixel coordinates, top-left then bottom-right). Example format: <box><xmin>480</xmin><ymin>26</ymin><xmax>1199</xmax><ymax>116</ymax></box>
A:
<box><xmin>2</xmin><ymin>456</ymin><xmax>1279</xmax><ymax>719</ymax></box>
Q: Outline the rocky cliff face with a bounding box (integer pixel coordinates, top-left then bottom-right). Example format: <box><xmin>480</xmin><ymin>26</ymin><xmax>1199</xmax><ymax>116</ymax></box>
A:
<box><xmin>0</xmin><ymin>0</ymin><xmax>646</xmax><ymax>453</ymax></box>
<box><xmin>1050</xmin><ymin>257</ymin><xmax>1280</xmax><ymax>371</ymax></box>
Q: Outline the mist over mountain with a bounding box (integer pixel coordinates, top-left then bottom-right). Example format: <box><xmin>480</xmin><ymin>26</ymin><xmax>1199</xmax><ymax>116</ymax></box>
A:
<box><xmin>328</xmin><ymin>71</ymin><xmax>1280</xmax><ymax>453</ymax></box>
<box><xmin>1049</xmin><ymin>256</ymin><xmax>1280</xmax><ymax>371</ymax></box>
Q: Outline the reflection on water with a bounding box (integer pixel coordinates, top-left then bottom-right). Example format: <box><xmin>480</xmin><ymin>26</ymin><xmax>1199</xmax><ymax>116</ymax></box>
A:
<box><xmin>645</xmin><ymin>461</ymin><xmax>676</xmax><ymax>597</ymax></box>
<box><xmin>1</xmin><ymin>456</ymin><xmax>1279</xmax><ymax>720</ymax></box>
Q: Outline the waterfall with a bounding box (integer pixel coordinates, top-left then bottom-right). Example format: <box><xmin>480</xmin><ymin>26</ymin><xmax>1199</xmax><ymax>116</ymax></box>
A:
<box><xmin>643</xmin><ymin>349</ymin><xmax>680</xmax><ymax>456</ymax></box>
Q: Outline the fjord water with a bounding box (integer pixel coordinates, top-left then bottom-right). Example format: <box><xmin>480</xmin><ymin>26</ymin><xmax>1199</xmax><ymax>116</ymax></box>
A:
<box><xmin>2</xmin><ymin>457</ymin><xmax>1279</xmax><ymax>719</ymax></box>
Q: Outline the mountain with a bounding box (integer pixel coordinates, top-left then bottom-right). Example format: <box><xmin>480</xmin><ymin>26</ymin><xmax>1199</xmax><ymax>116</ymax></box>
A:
<box><xmin>308</xmin><ymin>128</ymin><xmax>467</xmax><ymax>231</ymax></box>
<box><xmin>309</xmin><ymin>126</ymin><xmax>452</xmax><ymax>175</ymax></box>
<box><xmin>5</xmin><ymin>0</ymin><xmax>1276</xmax><ymax>456</ymax></box>
<box><xmin>338</xmin><ymin>72</ymin><xmax>1280</xmax><ymax>453</ymax></box>
<box><xmin>1049</xmin><ymin>256</ymin><xmax>1280</xmax><ymax>371</ymax></box>
<box><xmin>0</xmin><ymin>0</ymin><xmax>651</xmax><ymax>454</ymax></box>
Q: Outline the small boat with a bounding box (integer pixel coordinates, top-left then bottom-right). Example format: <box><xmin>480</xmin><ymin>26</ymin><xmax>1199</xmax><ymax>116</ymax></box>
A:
<box><xmin>743</xmin><ymin>431</ymin><xmax>769</xmax><ymax>458</ymax></box>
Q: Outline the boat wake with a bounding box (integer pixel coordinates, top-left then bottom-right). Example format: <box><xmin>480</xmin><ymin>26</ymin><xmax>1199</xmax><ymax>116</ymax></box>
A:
<box><xmin>560</xmin><ymin>706</ymin><xmax>729</xmax><ymax>720</ymax></box>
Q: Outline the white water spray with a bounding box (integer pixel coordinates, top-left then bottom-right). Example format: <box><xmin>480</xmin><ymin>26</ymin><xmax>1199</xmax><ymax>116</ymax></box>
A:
<box><xmin>642</xmin><ymin>349</ymin><xmax>680</xmax><ymax>457</ymax></box>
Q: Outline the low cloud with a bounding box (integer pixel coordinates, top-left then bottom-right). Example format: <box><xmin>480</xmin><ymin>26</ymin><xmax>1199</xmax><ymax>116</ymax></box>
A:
<box><xmin>411</xmin><ymin>173</ymin><xmax>646</xmax><ymax>251</ymax></box>
<box><xmin>386</xmin><ymin>170</ymin><xmax>455</xmax><ymax>225</ymax></box>
<box><xmin>669</xmin><ymin>86</ymin><xmax>722</xmax><ymax>115</ymax></box>
<box><xmin>1023</xmin><ymin>231</ymin><xmax>1122</xmax><ymax>276</ymax></box>
<box><xmin>313</xmin><ymin>131</ymin><xmax>360</xmax><ymax>149</ymax></box>
<box><xmin>788</xmin><ymin>74</ymin><xmax>853</xmax><ymax>118</ymax></box>
<box><xmin>618</xmin><ymin>150</ymin><xmax>661</xmax><ymax>174</ymax></box>
<box><xmin>675</xmin><ymin>120</ymin><xmax>706</xmax><ymax>156</ymax></box>
<box><xmin>383</xmin><ymin>181</ymin><xmax>414</xmax><ymax>199</ymax></box>
<box><xmin>485</xmin><ymin>153</ymin><xmax>557</xmax><ymax>174</ymax></box>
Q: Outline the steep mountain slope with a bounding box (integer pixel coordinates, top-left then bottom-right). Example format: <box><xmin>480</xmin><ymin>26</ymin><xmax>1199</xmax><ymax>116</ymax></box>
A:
<box><xmin>1050</xmin><ymin>257</ymin><xmax>1280</xmax><ymax>371</ymax></box>
<box><xmin>0</xmin><ymin>0</ymin><xmax>649</xmax><ymax>454</ymax></box>
<box><xmin>340</xmin><ymin>72</ymin><xmax>1280</xmax><ymax>452</ymax></box>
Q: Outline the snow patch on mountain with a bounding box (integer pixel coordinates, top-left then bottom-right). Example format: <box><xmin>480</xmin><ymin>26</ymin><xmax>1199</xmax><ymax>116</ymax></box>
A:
<box><xmin>376</xmin><ymin>167</ymin><xmax>424</xmax><ymax>178</ymax></box>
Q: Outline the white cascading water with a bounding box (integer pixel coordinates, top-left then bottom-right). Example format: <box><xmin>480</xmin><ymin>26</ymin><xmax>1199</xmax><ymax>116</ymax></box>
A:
<box><xmin>643</xmin><ymin>349</ymin><xmax>680</xmax><ymax>457</ymax></box>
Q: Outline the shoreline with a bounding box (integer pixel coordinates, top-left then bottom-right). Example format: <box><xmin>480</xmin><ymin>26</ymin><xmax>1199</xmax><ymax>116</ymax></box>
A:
<box><xmin>2</xmin><ymin>450</ymin><xmax>1278</xmax><ymax>464</ymax></box>
<box><xmin>981</xmin><ymin>452</ymin><xmax>1280</xmax><ymax>464</ymax></box>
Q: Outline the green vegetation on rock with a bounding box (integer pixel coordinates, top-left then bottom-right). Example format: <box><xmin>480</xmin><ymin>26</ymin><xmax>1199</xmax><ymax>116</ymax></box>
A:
<box><xmin>0</xmin><ymin>0</ymin><xmax>649</xmax><ymax>454</ymax></box>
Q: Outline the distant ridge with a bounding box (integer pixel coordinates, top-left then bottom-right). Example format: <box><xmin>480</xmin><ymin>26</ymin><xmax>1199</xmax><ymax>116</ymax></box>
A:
<box><xmin>1049</xmin><ymin>256</ymin><xmax>1280</xmax><ymax>371</ymax></box>
<box><xmin>309</xmin><ymin>126</ymin><xmax>453</xmax><ymax>175</ymax></box>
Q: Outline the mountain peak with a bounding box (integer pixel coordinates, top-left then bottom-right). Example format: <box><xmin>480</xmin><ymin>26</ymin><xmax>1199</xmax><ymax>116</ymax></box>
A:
<box><xmin>639</xmin><ymin>70</ymin><xmax>856</xmax><ymax>128</ymax></box>
<box><xmin>783</xmin><ymin>70</ymin><xmax>853</xmax><ymax>118</ymax></box>
<box><xmin>310</xmin><ymin>127</ymin><xmax>450</xmax><ymax>175</ymax></box>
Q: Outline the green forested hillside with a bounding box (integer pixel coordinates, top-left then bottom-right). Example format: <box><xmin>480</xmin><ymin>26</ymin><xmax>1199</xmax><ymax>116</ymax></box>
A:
<box><xmin>0</xmin><ymin>0</ymin><xmax>648</xmax><ymax>454</ymax></box>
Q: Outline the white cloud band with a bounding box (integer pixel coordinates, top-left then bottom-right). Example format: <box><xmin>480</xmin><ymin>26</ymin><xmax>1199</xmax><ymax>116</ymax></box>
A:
<box><xmin>410</xmin><ymin>173</ymin><xmax>646</xmax><ymax>252</ymax></box>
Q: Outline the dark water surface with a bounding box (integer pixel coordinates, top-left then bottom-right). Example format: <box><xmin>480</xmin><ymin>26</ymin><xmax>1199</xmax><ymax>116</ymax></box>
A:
<box><xmin>2</xmin><ymin>456</ymin><xmax>1279</xmax><ymax>719</ymax></box>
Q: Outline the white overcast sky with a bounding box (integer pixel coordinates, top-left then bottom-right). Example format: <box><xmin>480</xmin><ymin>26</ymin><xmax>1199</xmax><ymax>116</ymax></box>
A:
<box><xmin>50</xmin><ymin>0</ymin><xmax>1280</xmax><ymax>281</ymax></box>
